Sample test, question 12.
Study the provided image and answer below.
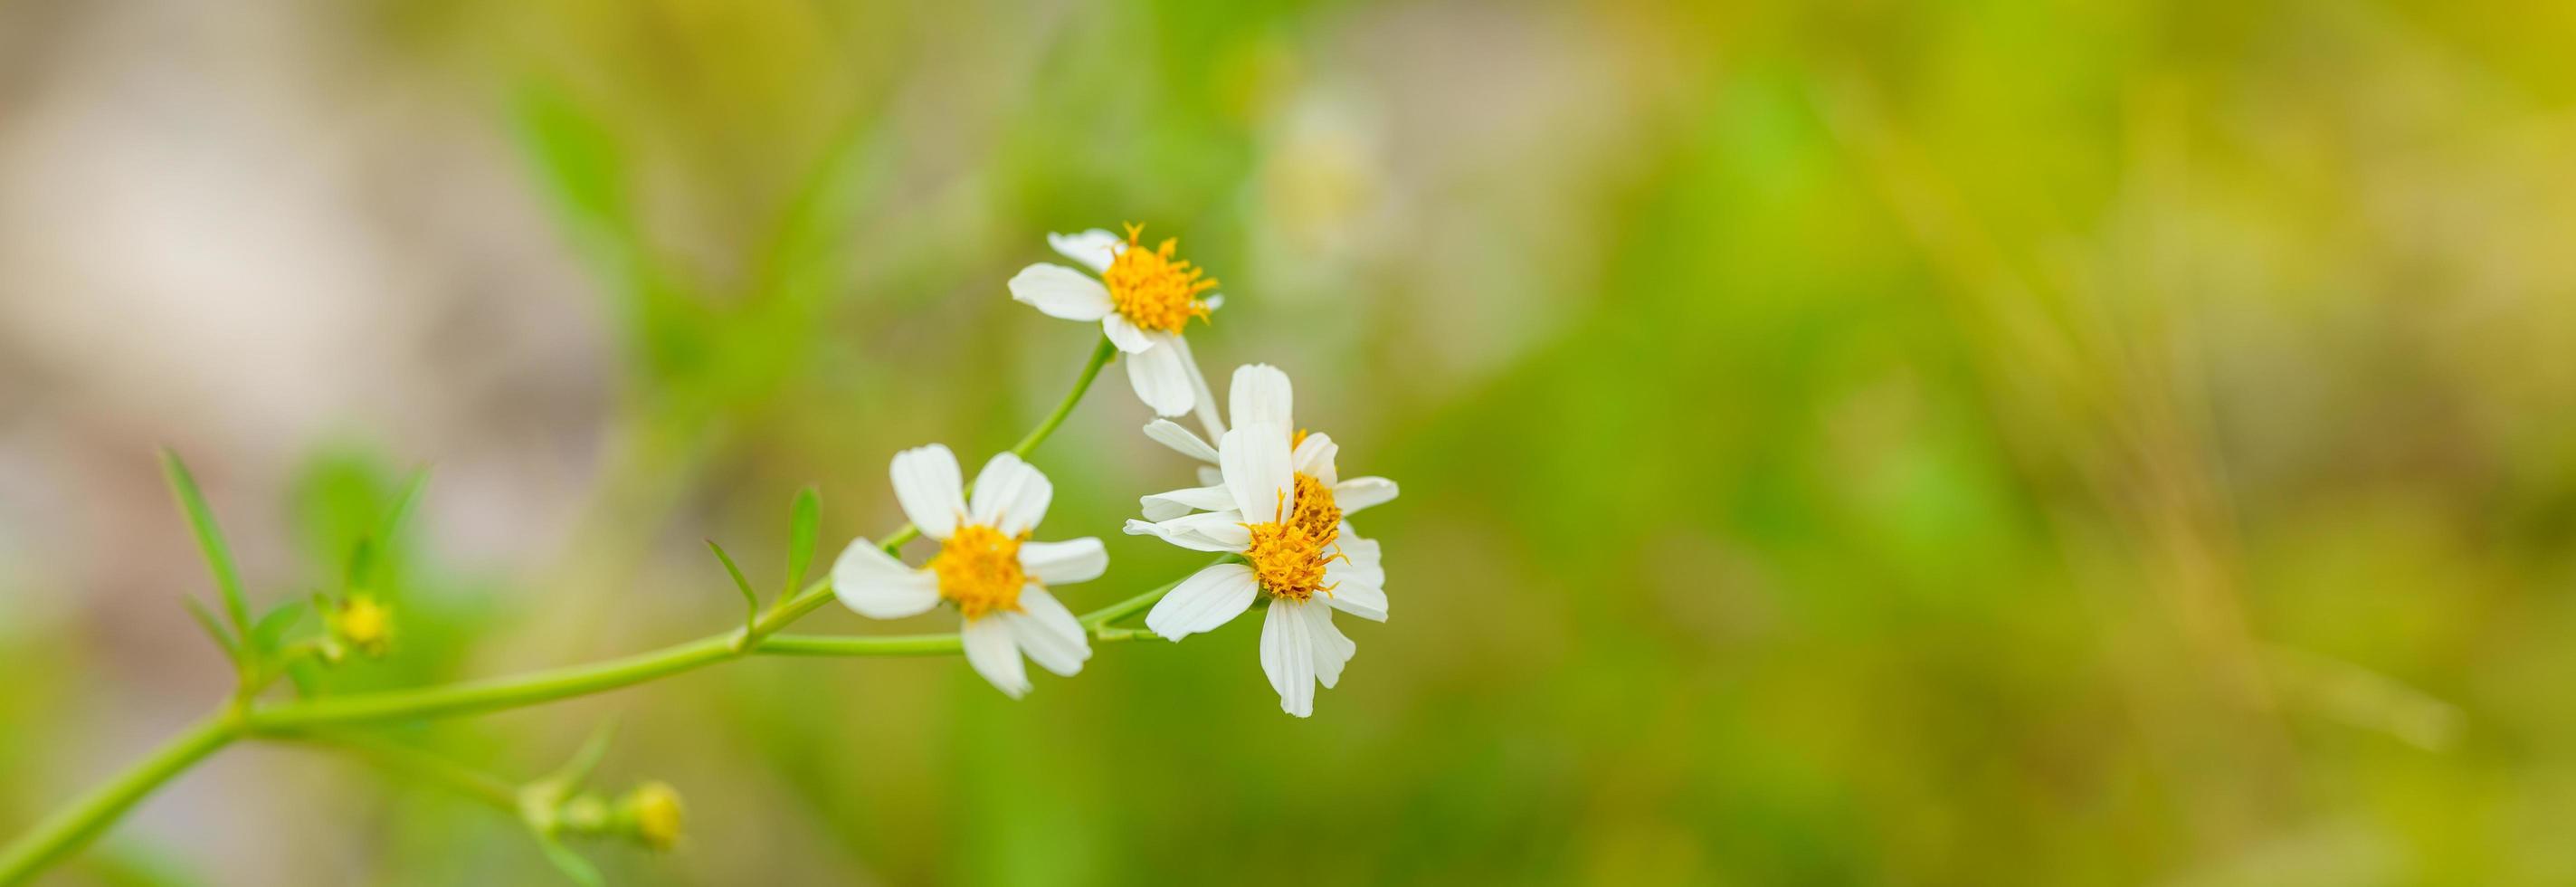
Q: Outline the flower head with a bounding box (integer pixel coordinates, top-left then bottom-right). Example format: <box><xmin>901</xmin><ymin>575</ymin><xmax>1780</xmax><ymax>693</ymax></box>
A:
<box><xmin>618</xmin><ymin>781</ymin><xmax>685</xmax><ymax>850</ymax></box>
<box><xmin>328</xmin><ymin>593</ymin><xmax>393</xmax><ymax>659</ymax></box>
<box><xmin>1125</xmin><ymin>366</ymin><xmax>1399</xmax><ymax>717</ymax></box>
<box><xmin>1010</xmin><ymin>225</ymin><xmax>1226</xmax><ymax>419</ymax></box>
<box><xmin>831</xmin><ymin>444</ymin><xmax>1105</xmax><ymax>698</ymax></box>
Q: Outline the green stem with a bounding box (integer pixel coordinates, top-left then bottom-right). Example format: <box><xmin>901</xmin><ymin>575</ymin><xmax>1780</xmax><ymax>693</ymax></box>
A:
<box><xmin>755</xmin><ymin>632</ymin><xmax>963</xmax><ymax>656</ymax></box>
<box><xmin>0</xmin><ymin>712</ymin><xmax>240</xmax><ymax>884</ymax></box>
<box><xmin>249</xmin><ymin>636</ymin><xmax>741</xmax><ymax>731</ymax></box>
<box><xmin>878</xmin><ymin>335</ymin><xmax>1119</xmax><ymax>555</ymax></box>
<box><xmin>1012</xmin><ymin>336</ymin><xmax>1119</xmax><ymax>459</ymax></box>
<box><xmin>2</xmin><ymin>335</ymin><xmax>1127</xmax><ymax>882</ymax></box>
<box><xmin>1080</xmin><ymin>558</ymin><xmax>1229</xmax><ymax>629</ymax></box>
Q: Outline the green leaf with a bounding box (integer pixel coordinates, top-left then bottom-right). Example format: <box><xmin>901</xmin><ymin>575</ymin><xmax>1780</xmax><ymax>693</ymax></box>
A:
<box><xmin>784</xmin><ymin>486</ymin><xmax>820</xmax><ymax>596</ymax></box>
<box><xmin>162</xmin><ymin>451</ymin><xmax>250</xmax><ymax>635</ymax></box>
<box><xmin>345</xmin><ymin>537</ymin><xmax>378</xmax><ymax>590</ymax></box>
<box><xmin>349</xmin><ymin>467</ymin><xmax>426</xmax><ymax>591</ymax></box>
<box><xmin>377</xmin><ymin>468</ymin><xmax>430</xmax><ymax>537</ymax></box>
<box><xmin>706</xmin><ymin>540</ymin><xmax>759</xmax><ymax>632</ymax></box>
<box><xmin>546</xmin><ymin>721</ymin><xmax>617</xmax><ymax>790</ymax></box>
<box><xmin>248</xmin><ymin>599</ymin><xmax>309</xmax><ymax>656</ymax></box>
<box><xmin>536</xmin><ymin>838</ymin><xmax>604</xmax><ymax>887</ymax></box>
<box><xmin>181</xmin><ymin>596</ymin><xmax>240</xmax><ymax>663</ymax></box>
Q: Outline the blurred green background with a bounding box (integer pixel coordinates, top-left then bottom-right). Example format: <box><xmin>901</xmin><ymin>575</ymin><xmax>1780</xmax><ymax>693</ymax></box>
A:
<box><xmin>5</xmin><ymin>0</ymin><xmax>2576</xmax><ymax>882</ymax></box>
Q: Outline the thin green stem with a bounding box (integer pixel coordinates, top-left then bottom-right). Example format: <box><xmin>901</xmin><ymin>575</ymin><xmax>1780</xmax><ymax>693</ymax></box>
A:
<box><xmin>1080</xmin><ymin>557</ymin><xmax>1230</xmax><ymax>629</ymax></box>
<box><xmin>755</xmin><ymin>633</ymin><xmax>962</xmax><ymax>657</ymax></box>
<box><xmin>0</xmin><ymin>711</ymin><xmax>239</xmax><ymax>884</ymax></box>
<box><xmin>248</xmin><ymin>636</ymin><xmax>739</xmax><ymax>731</ymax></box>
<box><xmin>879</xmin><ymin>335</ymin><xmax>1119</xmax><ymax>555</ymax></box>
<box><xmin>1012</xmin><ymin>336</ymin><xmax>1119</xmax><ymax>459</ymax></box>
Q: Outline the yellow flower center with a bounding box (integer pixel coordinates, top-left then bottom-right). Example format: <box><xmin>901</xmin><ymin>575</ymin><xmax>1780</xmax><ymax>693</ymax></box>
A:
<box><xmin>625</xmin><ymin>781</ymin><xmax>685</xmax><ymax>850</ymax></box>
<box><xmin>332</xmin><ymin>594</ymin><xmax>391</xmax><ymax>656</ymax></box>
<box><xmin>1243</xmin><ymin>473</ymin><xmax>1344</xmax><ymax>603</ymax></box>
<box><xmin>1102</xmin><ymin>223</ymin><xmax>1217</xmax><ymax>334</ymax></box>
<box><xmin>930</xmin><ymin>523</ymin><xmax>1028</xmax><ymax>620</ymax></box>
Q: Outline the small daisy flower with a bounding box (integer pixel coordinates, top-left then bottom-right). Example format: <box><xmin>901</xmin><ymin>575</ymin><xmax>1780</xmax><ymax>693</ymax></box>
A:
<box><xmin>1131</xmin><ymin>364</ymin><xmax>1399</xmax><ymax>520</ymax></box>
<box><xmin>1009</xmin><ymin>224</ymin><xmax>1226</xmax><ymax>422</ymax></box>
<box><xmin>830</xmin><ymin>444</ymin><xmax>1104</xmax><ymax>698</ymax></box>
<box><xmin>1125</xmin><ymin>366</ymin><xmax>1397</xmax><ymax>718</ymax></box>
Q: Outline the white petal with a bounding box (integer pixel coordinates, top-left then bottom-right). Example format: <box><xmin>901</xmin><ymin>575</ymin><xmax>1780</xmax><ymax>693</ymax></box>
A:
<box><xmin>1145</xmin><ymin>563</ymin><xmax>1259</xmax><ymax>641</ymax></box>
<box><xmin>968</xmin><ymin>452</ymin><xmax>1051</xmax><ymax>535</ymax></box>
<box><xmin>1322</xmin><ymin>534</ymin><xmax>1386</xmax><ymax>621</ymax></box>
<box><xmin>1322</xmin><ymin>576</ymin><xmax>1387</xmax><ymax>622</ymax></box>
<box><xmin>1101</xmin><ymin>313</ymin><xmax>1154</xmax><ymax>354</ymax></box>
<box><xmin>1171</xmin><ymin>335</ymin><xmax>1228</xmax><ymax>441</ymax></box>
<box><xmin>962</xmin><ymin>617</ymin><xmax>1031</xmax><ymax>699</ymax></box>
<box><xmin>889</xmin><ymin>444</ymin><xmax>965</xmax><ymax>539</ymax></box>
<box><xmin>1334</xmin><ymin>532</ymin><xmax>1384</xmax><ymax>583</ymax></box>
<box><xmin>1229</xmin><ymin>364</ymin><xmax>1295</xmax><ymax>432</ymax></box>
<box><xmin>1121</xmin><ymin>511</ymin><xmax>1251</xmax><ymax>553</ymax></box>
<box><xmin>1291</xmin><ymin>433</ymin><xmax>1339</xmax><ymax>486</ymax></box>
<box><xmin>1142</xmin><ymin>419</ymin><xmax>1221</xmax><ymax>463</ymax></box>
<box><xmin>1018</xmin><ymin>538</ymin><xmax>1107</xmax><ymax>585</ymax></box>
<box><xmin>1204</xmin><ymin>292</ymin><xmax>1225</xmax><ymax>311</ymax></box>
<box><xmin>1307</xmin><ymin>604</ymin><xmax>1355</xmax><ymax>690</ymax></box>
<box><xmin>1004</xmin><ymin>587</ymin><xmax>1090</xmax><ymax>677</ymax></box>
<box><xmin>1261</xmin><ymin>601</ymin><xmax>1317</xmax><ymax>718</ymax></box>
<box><xmin>1139</xmin><ymin>484</ymin><xmax>1234</xmax><ymax>521</ymax></box>
<box><xmin>1125</xmin><ymin>337</ymin><xmax>1195</xmax><ymax>417</ymax></box>
<box><xmin>1196</xmin><ymin>464</ymin><xmax>1226</xmax><ymax>487</ymax></box>
<box><xmin>1048</xmin><ymin>229</ymin><xmax>1125</xmax><ymax>274</ymax></box>
<box><xmin>1219</xmin><ymin>424</ymin><xmax>1294</xmax><ymax>522</ymax></box>
<box><xmin>1334</xmin><ymin>477</ymin><xmax>1399</xmax><ymax>515</ymax></box>
<box><xmin>829</xmin><ymin>539</ymin><xmax>940</xmax><ymax>619</ymax></box>
<box><xmin>1008</xmin><ymin>263</ymin><xmax>1114</xmax><ymax>321</ymax></box>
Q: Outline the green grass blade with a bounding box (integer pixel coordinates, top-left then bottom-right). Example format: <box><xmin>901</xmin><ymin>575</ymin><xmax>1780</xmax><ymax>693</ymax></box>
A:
<box><xmin>180</xmin><ymin>596</ymin><xmax>240</xmax><ymax>663</ymax></box>
<box><xmin>378</xmin><ymin>467</ymin><xmax>430</xmax><ymax>537</ymax></box>
<box><xmin>161</xmin><ymin>451</ymin><xmax>250</xmax><ymax>635</ymax></box>
<box><xmin>783</xmin><ymin>487</ymin><xmax>819</xmax><ymax>597</ymax></box>
<box><xmin>706</xmin><ymin>540</ymin><xmax>759</xmax><ymax>632</ymax></box>
<box><xmin>536</xmin><ymin>838</ymin><xmax>603</xmax><ymax>887</ymax></box>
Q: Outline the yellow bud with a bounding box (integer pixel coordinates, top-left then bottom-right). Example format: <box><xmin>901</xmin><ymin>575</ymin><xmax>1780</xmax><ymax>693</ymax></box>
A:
<box><xmin>620</xmin><ymin>781</ymin><xmax>684</xmax><ymax>850</ymax></box>
<box><xmin>329</xmin><ymin>594</ymin><xmax>392</xmax><ymax>657</ymax></box>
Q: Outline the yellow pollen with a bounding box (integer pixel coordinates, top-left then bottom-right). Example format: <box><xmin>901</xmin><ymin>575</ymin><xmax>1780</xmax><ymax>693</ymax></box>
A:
<box><xmin>1242</xmin><ymin>473</ymin><xmax>1345</xmax><ymax>603</ymax></box>
<box><xmin>625</xmin><ymin>781</ymin><xmax>685</xmax><ymax>850</ymax></box>
<box><xmin>1102</xmin><ymin>223</ymin><xmax>1218</xmax><ymax>334</ymax></box>
<box><xmin>332</xmin><ymin>594</ymin><xmax>391</xmax><ymax>656</ymax></box>
<box><xmin>930</xmin><ymin>523</ymin><xmax>1028</xmax><ymax>620</ymax></box>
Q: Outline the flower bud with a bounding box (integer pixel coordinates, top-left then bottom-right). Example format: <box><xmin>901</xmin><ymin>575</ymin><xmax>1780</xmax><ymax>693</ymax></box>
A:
<box><xmin>616</xmin><ymin>781</ymin><xmax>684</xmax><ymax>850</ymax></box>
<box><xmin>328</xmin><ymin>593</ymin><xmax>392</xmax><ymax>658</ymax></box>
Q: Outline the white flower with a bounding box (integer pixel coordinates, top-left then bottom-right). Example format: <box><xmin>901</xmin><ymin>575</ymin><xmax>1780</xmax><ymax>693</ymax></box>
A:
<box><xmin>1132</xmin><ymin>364</ymin><xmax>1400</xmax><ymax>520</ymax></box>
<box><xmin>1126</xmin><ymin>365</ymin><xmax>1397</xmax><ymax>718</ymax></box>
<box><xmin>1009</xmin><ymin>224</ymin><xmax>1226</xmax><ymax>421</ymax></box>
<box><xmin>830</xmin><ymin>444</ymin><xmax>1103</xmax><ymax>699</ymax></box>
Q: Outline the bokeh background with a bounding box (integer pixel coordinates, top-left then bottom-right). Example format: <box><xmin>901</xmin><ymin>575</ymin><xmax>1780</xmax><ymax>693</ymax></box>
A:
<box><xmin>5</xmin><ymin>0</ymin><xmax>2576</xmax><ymax>883</ymax></box>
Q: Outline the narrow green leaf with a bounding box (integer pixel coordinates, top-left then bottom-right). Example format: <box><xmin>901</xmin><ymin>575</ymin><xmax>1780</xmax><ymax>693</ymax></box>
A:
<box><xmin>162</xmin><ymin>450</ymin><xmax>251</xmax><ymax>634</ymax></box>
<box><xmin>346</xmin><ymin>537</ymin><xmax>378</xmax><ymax>589</ymax></box>
<box><xmin>284</xmin><ymin>659</ymin><xmax>320</xmax><ymax>696</ymax></box>
<box><xmin>707</xmin><ymin>539</ymin><xmax>759</xmax><ymax>632</ymax></box>
<box><xmin>249</xmin><ymin>599</ymin><xmax>309</xmax><ymax>655</ymax></box>
<box><xmin>350</xmin><ymin>467</ymin><xmax>427</xmax><ymax>591</ymax></box>
<box><xmin>377</xmin><ymin>467</ymin><xmax>430</xmax><ymax>537</ymax></box>
<box><xmin>536</xmin><ymin>838</ymin><xmax>604</xmax><ymax>887</ymax></box>
<box><xmin>784</xmin><ymin>486</ymin><xmax>820</xmax><ymax>597</ymax></box>
<box><xmin>547</xmin><ymin>721</ymin><xmax>617</xmax><ymax>790</ymax></box>
<box><xmin>180</xmin><ymin>596</ymin><xmax>240</xmax><ymax>662</ymax></box>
